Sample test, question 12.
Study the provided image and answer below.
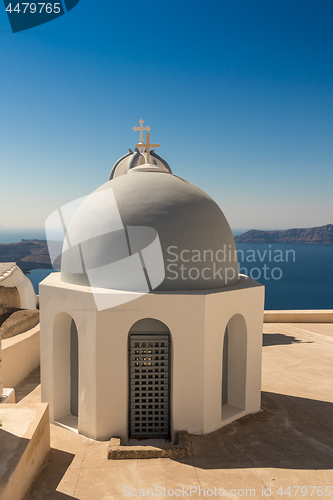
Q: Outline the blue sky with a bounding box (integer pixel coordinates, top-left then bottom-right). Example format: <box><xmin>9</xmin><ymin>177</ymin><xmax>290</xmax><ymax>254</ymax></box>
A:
<box><xmin>0</xmin><ymin>0</ymin><xmax>332</xmax><ymax>230</ymax></box>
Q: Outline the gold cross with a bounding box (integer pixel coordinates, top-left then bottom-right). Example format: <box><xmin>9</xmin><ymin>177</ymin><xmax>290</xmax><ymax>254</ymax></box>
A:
<box><xmin>136</xmin><ymin>132</ymin><xmax>160</xmax><ymax>164</ymax></box>
<box><xmin>133</xmin><ymin>119</ymin><xmax>151</xmax><ymax>143</ymax></box>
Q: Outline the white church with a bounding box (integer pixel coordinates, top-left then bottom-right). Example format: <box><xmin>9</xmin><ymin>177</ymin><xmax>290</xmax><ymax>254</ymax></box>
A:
<box><xmin>40</xmin><ymin>121</ymin><xmax>264</xmax><ymax>443</ymax></box>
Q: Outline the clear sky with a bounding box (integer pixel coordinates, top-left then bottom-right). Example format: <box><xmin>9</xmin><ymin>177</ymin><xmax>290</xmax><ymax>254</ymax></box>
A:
<box><xmin>0</xmin><ymin>0</ymin><xmax>332</xmax><ymax>230</ymax></box>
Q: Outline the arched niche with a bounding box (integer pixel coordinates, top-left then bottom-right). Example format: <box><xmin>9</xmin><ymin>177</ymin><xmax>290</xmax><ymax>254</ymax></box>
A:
<box><xmin>222</xmin><ymin>313</ymin><xmax>247</xmax><ymax>420</ymax></box>
<box><xmin>129</xmin><ymin>318</ymin><xmax>170</xmax><ymax>334</ymax></box>
<box><xmin>53</xmin><ymin>312</ymin><xmax>79</xmax><ymax>422</ymax></box>
<box><xmin>128</xmin><ymin>318</ymin><xmax>171</xmax><ymax>440</ymax></box>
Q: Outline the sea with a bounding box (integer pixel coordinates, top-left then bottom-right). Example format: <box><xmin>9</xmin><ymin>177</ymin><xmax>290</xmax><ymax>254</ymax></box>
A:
<box><xmin>0</xmin><ymin>227</ymin><xmax>332</xmax><ymax>310</ymax></box>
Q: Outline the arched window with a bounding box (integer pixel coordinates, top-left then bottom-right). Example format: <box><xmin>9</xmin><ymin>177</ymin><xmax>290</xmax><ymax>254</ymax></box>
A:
<box><xmin>222</xmin><ymin>314</ymin><xmax>247</xmax><ymax>420</ymax></box>
<box><xmin>70</xmin><ymin>320</ymin><xmax>78</xmax><ymax>417</ymax></box>
<box><xmin>128</xmin><ymin>318</ymin><xmax>171</xmax><ymax>440</ymax></box>
<box><xmin>222</xmin><ymin>326</ymin><xmax>229</xmax><ymax>406</ymax></box>
<box><xmin>53</xmin><ymin>313</ymin><xmax>79</xmax><ymax>423</ymax></box>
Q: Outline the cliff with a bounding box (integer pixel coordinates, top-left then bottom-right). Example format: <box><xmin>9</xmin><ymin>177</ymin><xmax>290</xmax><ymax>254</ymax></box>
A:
<box><xmin>235</xmin><ymin>224</ymin><xmax>333</xmax><ymax>244</ymax></box>
<box><xmin>0</xmin><ymin>240</ymin><xmax>52</xmax><ymax>273</ymax></box>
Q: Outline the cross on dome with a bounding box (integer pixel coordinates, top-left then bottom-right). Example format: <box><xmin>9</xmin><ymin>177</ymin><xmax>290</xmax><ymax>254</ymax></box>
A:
<box><xmin>136</xmin><ymin>132</ymin><xmax>160</xmax><ymax>164</ymax></box>
<box><xmin>133</xmin><ymin>119</ymin><xmax>151</xmax><ymax>143</ymax></box>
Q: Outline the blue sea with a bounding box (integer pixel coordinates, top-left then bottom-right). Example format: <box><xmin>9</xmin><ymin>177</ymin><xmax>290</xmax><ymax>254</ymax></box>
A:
<box><xmin>0</xmin><ymin>227</ymin><xmax>332</xmax><ymax>310</ymax></box>
<box><xmin>236</xmin><ymin>243</ymin><xmax>333</xmax><ymax>310</ymax></box>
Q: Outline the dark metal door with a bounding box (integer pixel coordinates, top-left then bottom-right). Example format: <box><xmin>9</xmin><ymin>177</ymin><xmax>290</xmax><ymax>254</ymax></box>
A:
<box><xmin>129</xmin><ymin>334</ymin><xmax>170</xmax><ymax>439</ymax></box>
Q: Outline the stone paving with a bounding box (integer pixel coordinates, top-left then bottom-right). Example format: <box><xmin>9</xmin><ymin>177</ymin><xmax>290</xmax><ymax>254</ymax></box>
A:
<box><xmin>23</xmin><ymin>322</ymin><xmax>333</xmax><ymax>500</ymax></box>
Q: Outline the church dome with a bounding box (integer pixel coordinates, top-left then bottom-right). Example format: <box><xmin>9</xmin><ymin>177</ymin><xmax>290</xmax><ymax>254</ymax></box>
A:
<box><xmin>61</xmin><ymin>166</ymin><xmax>239</xmax><ymax>292</ymax></box>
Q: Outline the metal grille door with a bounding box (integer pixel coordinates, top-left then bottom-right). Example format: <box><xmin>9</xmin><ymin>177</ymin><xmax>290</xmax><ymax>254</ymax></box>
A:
<box><xmin>129</xmin><ymin>334</ymin><xmax>170</xmax><ymax>439</ymax></box>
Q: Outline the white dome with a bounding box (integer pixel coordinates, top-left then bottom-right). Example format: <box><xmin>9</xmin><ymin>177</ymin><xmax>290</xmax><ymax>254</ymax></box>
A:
<box><xmin>61</xmin><ymin>166</ymin><xmax>239</xmax><ymax>291</ymax></box>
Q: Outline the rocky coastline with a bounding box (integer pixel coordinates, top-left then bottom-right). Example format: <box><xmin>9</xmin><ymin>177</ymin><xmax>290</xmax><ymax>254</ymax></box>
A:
<box><xmin>0</xmin><ymin>240</ymin><xmax>52</xmax><ymax>273</ymax></box>
<box><xmin>235</xmin><ymin>224</ymin><xmax>333</xmax><ymax>244</ymax></box>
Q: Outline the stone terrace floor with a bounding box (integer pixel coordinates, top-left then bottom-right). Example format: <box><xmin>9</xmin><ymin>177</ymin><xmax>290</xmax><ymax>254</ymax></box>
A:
<box><xmin>21</xmin><ymin>322</ymin><xmax>333</xmax><ymax>500</ymax></box>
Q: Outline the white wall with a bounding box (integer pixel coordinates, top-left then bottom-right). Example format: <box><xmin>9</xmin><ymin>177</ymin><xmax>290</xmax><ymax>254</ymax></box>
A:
<box><xmin>2</xmin><ymin>325</ymin><xmax>40</xmax><ymax>388</ymax></box>
<box><xmin>94</xmin><ymin>292</ymin><xmax>206</xmax><ymax>441</ymax></box>
<box><xmin>0</xmin><ymin>403</ymin><xmax>50</xmax><ymax>500</ymax></box>
<box><xmin>0</xmin><ymin>339</ymin><xmax>3</xmax><ymax>397</ymax></box>
<box><xmin>40</xmin><ymin>273</ymin><xmax>264</xmax><ymax>441</ymax></box>
<box><xmin>0</xmin><ymin>265</ymin><xmax>37</xmax><ymax>309</ymax></box>
<box><xmin>39</xmin><ymin>280</ymin><xmax>98</xmax><ymax>438</ymax></box>
<box><xmin>202</xmin><ymin>279</ymin><xmax>264</xmax><ymax>433</ymax></box>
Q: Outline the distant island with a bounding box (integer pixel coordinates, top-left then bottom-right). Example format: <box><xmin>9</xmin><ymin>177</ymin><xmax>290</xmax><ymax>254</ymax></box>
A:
<box><xmin>0</xmin><ymin>225</ymin><xmax>5</xmax><ymax>229</ymax></box>
<box><xmin>0</xmin><ymin>240</ymin><xmax>52</xmax><ymax>273</ymax></box>
<box><xmin>235</xmin><ymin>224</ymin><xmax>333</xmax><ymax>245</ymax></box>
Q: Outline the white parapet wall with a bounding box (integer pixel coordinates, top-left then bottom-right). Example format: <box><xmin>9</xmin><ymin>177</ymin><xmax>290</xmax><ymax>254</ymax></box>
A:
<box><xmin>1</xmin><ymin>325</ymin><xmax>40</xmax><ymax>388</ymax></box>
<box><xmin>0</xmin><ymin>389</ymin><xmax>15</xmax><ymax>404</ymax></box>
<box><xmin>0</xmin><ymin>263</ymin><xmax>37</xmax><ymax>310</ymax></box>
<box><xmin>1</xmin><ymin>337</ymin><xmax>15</xmax><ymax>405</ymax></box>
<box><xmin>0</xmin><ymin>403</ymin><xmax>50</xmax><ymax>500</ymax></box>
<box><xmin>264</xmin><ymin>310</ymin><xmax>333</xmax><ymax>323</ymax></box>
<box><xmin>0</xmin><ymin>338</ymin><xmax>3</xmax><ymax>398</ymax></box>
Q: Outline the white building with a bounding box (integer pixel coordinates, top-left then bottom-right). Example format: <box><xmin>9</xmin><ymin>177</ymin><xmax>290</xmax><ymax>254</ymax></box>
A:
<box><xmin>40</xmin><ymin>127</ymin><xmax>264</xmax><ymax>442</ymax></box>
<box><xmin>0</xmin><ymin>263</ymin><xmax>37</xmax><ymax>311</ymax></box>
<box><xmin>0</xmin><ymin>262</ymin><xmax>37</xmax><ymax>403</ymax></box>
<box><xmin>0</xmin><ymin>263</ymin><xmax>37</xmax><ymax>402</ymax></box>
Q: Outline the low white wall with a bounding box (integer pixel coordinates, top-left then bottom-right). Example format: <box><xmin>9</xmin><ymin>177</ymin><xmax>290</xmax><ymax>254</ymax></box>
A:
<box><xmin>2</xmin><ymin>325</ymin><xmax>40</xmax><ymax>388</ymax></box>
<box><xmin>0</xmin><ymin>265</ymin><xmax>37</xmax><ymax>310</ymax></box>
<box><xmin>264</xmin><ymin>310</ymin><xmax>333</xmax><ymax>323</ymax></box>
<box><xmin>0</xmin><ymin>340</ymin><xmax>3</xmax><ymax>397</ymax></box>
<box><xmin>0</xmin><ymin>403</ymin><xmax>50</xmax><ymax>500</ymax></box>
<box><xmin>0</xmin><ymin>388</ymin><xmax>15</xmax><ymax>404</ymax></box>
